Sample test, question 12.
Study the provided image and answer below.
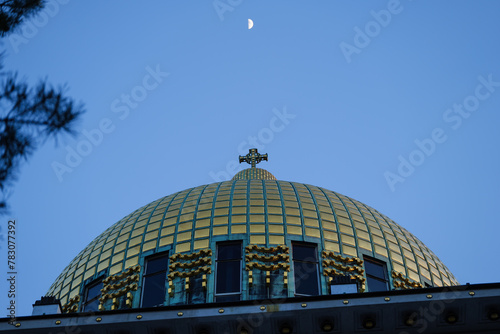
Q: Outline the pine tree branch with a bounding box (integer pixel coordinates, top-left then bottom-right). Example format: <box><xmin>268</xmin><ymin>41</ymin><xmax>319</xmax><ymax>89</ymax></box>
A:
<box><xmin>0</xmin><ymin>117</ymin><xmax>48</xmax><ymax>126</ymax></box>
<box><xmin>0</xmin><ymin>0</ymin><xmax>44</xmax><ymax>36</ymax></box>
<box><xmin>0</xmin><ymin>0</ymin><xmax>85</xmax><ymax>214</ymax></box>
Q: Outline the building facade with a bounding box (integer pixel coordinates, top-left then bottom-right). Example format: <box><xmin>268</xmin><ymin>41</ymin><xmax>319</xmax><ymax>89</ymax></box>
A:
<box><xmin>2</xmin><ymin>149</ymin><xmax>499</xmax><ymax>333</ymax></box>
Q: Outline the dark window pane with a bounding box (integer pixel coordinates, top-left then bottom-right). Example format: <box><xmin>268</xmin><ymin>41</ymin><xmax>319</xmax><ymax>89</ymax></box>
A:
<box><xmin>142</xmin><ymin>273</ymin><xmax>166</xmax><ymax>307</ymax></box>
<box><xmin>364</xmin><ymin>260</ymin><xmax>386</xmax><ymax>279</ymax></box>
<box><xmin>331</xmin><ymin>275</ymin><xmax>356</xmax><ymax>284</ymax></box>
<box><xmin>218</xmin><ymin>244</ymin><xmax>241</xmax><ymax>261</ymax></box>
<box><xmin>86</xmin><ymin>282</ymin><xmax>103</xmax><ymax>301</ymax></box>
<box><xmin>146</xmin><ymin>255</ymin><xmax>169</xmax><ymax>275</ymax></box>
<box><xmin>83</xmin><ymin>298</ymin><xmax>100</xmax><ymax>312</ymax></box>
<box><xmin>294</xmin><ymin>261</ymin><xmax>319</xmax><ymax>295</ymax></box>
<box><xmin>293</xmin><ymin>245</ymin><xmax>317</xmax><ymax>261</ymax></box>
<box><xmin>216</xmin><ymin>261</ymin><xmax>240</xmax><ymax>293</ymax></box>
<box><xmin>366</xmin><ymin>276</ymin><xmax>388</xmax><ymax>292</ymax></box>
<box><xmin>215</xmin><ymin>294</ymin><xmax>240</xmax><ymax>302</ymax></box>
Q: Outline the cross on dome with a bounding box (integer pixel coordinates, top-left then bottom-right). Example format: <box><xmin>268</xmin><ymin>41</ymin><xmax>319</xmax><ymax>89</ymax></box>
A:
<box><xmin>239</xmin><ymin>148</ymin><xmax>268</xmax><ymax>168</ymax></box>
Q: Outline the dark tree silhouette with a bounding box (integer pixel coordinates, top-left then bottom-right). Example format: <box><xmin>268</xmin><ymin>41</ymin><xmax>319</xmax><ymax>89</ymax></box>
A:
<box><xmin>0</xmin><ymin>0</ymin><xmax>44</xmax><ymax>36</ymax></box>
<box><xmin>0</xmin><ymin>0</ymin><xmax>84</xmax><ymax>211</ymax></box>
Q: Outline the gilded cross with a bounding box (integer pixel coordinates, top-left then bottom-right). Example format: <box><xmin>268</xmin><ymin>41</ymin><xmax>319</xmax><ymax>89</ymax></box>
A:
<box><xmin>239</xmin><ymin>148</ymin><xmax>268</xmax><ymax>168</ymax></box>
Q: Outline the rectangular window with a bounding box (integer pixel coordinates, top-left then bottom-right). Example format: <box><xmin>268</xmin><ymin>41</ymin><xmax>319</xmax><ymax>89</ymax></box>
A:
<box><xmin>141</xmin><ymin>252</ymin><xmax>169</xmax><ymax>307</ymax></box>
<box><xmin>329</xmin><ymin>275</ymin><xmax>358</xmax><ymax>295</ymax></box>
<box><xmin>364</xmin><ymin>256</ymin><xmax>389</xmax><ymax>292</ymax></box>
<box><xmin>83</xmin><ymin>279</ymin><xmax>103</xmax><ymax>312</ymax></box>
<box><xmin>293</xmin><ymin>243</ymin><xmax>320</xmax><ymax>296</ymax></box>
<box><xmin>215</xmin><ymin>241</ymin><xmax>242</xmax><ymax>302</ymax></box>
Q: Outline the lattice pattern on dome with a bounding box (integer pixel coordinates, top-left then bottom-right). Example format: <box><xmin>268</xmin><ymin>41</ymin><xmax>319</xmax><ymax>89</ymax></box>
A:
<box><xmin>46</xmin><ymin>180</ymin><xmax>458</xmax><ymax>305</ymax></box>
<box><xmin>232</xmin><ymin>168</ymin><xmax>277</xmax><ymax>180</ymax></box>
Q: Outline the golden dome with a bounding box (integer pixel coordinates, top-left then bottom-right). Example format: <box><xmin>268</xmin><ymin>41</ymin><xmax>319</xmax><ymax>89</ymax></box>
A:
<box><xmin>47</xmin><ymin>176</ymin><xmax>457</xmax><ymax>308</ymax></box>
<box><xmin>232</xmin><ymin>167</ymin><xmax>277</xmax><ymax>180</ymax></box>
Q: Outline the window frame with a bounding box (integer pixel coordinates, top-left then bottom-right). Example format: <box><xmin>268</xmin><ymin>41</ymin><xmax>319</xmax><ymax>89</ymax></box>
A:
<box><xmin>329</xmin><ymin>275</ymin><xmax>358</xmax><ymax>295</ymax></box>
<box><xmin>292</xmin><ymin>242</ymin><xmax>320</xmax><ymax>296</ymax></box>
<box><xmin>363</xmin><ymin>255</ymin><xmax>389</xmax><ymax>292</ymax></box>
<box><xmin>141</xmin><ymin>251</ymin><xmax>169</xmax><ymax>308</ymax></box>
<box><xmin>82</xmin><ymin>278</ymin><xmax>103</xmax><ymax>312</ymax></box>
<box><xmin>215</xmin><ymin>241</ymin><xmax>243</xmax><ymax>302</ymax></box>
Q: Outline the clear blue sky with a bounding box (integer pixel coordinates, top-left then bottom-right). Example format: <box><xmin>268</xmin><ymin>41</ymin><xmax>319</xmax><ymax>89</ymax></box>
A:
<box><xmin>1</xmin><ymin>0</ymin><xmax>499</xmax><ymax>316</ymax></box>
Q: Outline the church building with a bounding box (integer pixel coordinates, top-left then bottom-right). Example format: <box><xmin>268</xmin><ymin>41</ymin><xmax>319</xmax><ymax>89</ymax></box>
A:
<box><xmin>1</xmin><ymin>149</ymin><xmax>499</xmax><ymax>333</ymax></box>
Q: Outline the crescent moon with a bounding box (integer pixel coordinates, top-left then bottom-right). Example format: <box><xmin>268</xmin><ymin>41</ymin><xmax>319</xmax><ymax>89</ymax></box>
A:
<box><xmin>248</xmin><ymin>19</ymin><xmax>254</xmax><ymax>30</ymax></box>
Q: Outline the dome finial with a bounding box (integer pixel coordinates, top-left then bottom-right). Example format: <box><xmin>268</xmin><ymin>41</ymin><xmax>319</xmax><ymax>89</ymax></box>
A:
<box><xmin>239</xmin><ymin>148</ymin><xmax>268</xmax><ymax>168</ymax></box>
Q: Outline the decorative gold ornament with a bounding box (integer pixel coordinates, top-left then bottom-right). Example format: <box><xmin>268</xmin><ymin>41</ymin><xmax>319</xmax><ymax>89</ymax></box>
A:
<box><xmin>97</xmin><ymin>265</ymin><xmax>142</xmax><ymax>311</ymax></box>
<box><xmin>168</xmin><ymin>249</ymin><xmax>213</xmax><ymax>297</ymax></box>
<box><xmin>322</xmin><ymin>259</ymin><xmax>364</xmax><ymax>275</ymax></box>
<box><xmin>168</xmin><ymin>266</ymin><xmax>212</xmax><ymax>280</ymax></box>
<box><xmin>245</xmin><ymin>244</ymin><xmax>290</xmax><ymax>288</ymax></box>
<box><xmin>170</xmin><ymin>249</ymin><xmax>212</xmax><ymax>262</ymax></box>
<box><xmin>391</xmin><ymin>271</ymin><xmax>423</xmax><ymax>290</ymax></box>
<box><xmin>62</xmin><ymin>294</ymin><xmax>80</xmax><ymax>313</ymax></box>
<box><xmin>245</xmin><ymin>262</ymin><xmax>290</xmax><ymax>271</ymax></box>
<box><xmin>98</xmin><ymin>283</ymin><xmax>138</xmax><ymax>310</ymax></box>
<box><xmin>102</xmin><ymin>265</ymin><xmax>141</xmax><ymax>284</ymax></box>
<box><xmin>125</xmin><ymin>292</ymin><xmax>133</xmax><ymax>308</ymax></box>
<box><xmin>168</xmin><ymin>279</ymin><xmax>174</xmax><ymax>297</ymax></box>
<box><xmin>245</xmin><ymin>244</ymin><xmax>289</xmax><ymax>254</ymax></box>
<box><xmin>321</xmin><ymin>252</ymin><xmax>366</xmax><ymax>293</ymax></box>
<box><xmin>169</xmin><ymin>257</ymin><xmax>212</xmax><ymax>270</ymax></box>
<box><xmin>202</xmin><ymin>274</ymin><xmax>207</xmax><ymax>290</ymax></box>
<box><xmin>245</xmin><ymin>253</ymin><xmax>289</xmax><ymax>263</ymax></box>
<box><xmin>321</xmin><ymin>251</ymin><xmax>363</xmax><ymax>265</ymax></box>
